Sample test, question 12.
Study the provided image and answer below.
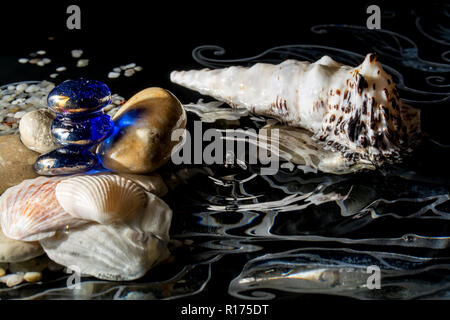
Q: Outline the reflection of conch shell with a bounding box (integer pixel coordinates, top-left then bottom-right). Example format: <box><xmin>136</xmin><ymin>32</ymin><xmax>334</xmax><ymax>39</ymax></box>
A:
<box><xmin>171</xmin><ymin>54</ymin><xmax>421</xmax><ymax>165</ymax></box>
<box><xmin>260</xmin><ymin>121</ymin><xmax>375</xmax><ymax>174</ymax></box>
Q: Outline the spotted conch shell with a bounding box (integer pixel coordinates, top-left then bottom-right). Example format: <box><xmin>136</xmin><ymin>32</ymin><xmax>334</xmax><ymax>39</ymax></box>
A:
<box><xmin>0</xmin><ymin>176</ymin><xmax>86</xmax><ymax>241</ymax></box>
<box><xmin>171</xmin><ymin>53</ymin><xmax>421</xmax><ymax>165</ymax></box>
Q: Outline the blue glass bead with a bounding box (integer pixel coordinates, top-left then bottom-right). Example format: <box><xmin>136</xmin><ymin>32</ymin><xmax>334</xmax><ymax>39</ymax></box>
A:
<box><xmin>51</xmin><ymin>112</ymin><xmax>114</xmax><ymax>146</ymax></box>
<box><xmin>33</xmin><ymin>147</ymin><xmax>98</xmax><ymax>176</ymax></box>
<box><xmin>34</xmin><ymin>78</ymin><xmax>114</xmax><ymax>176</ymax></box>
<box><xmin>47</xmin><ymin>78</ymin><xmax>112</xmax><ymax>116</ymax></box>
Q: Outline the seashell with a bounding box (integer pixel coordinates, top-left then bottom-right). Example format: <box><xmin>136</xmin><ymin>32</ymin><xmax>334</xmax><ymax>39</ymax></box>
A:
<box><xmin>127</xmin><ymin>191</ymin><xmax>173</xmax><ymax>242</ymax></box>
<box><xmin>40</xmin><ymin>192</ymin><xmax>172</xmax><ymax>281</ymax></box>
<box><xmin>0</xmin><ymin>176</ymin><xmax>86</xmax><ymax>242</ymax></box>
<box><xmin>55</xmin><ymin>174</ymin><xmax>148</xmax><ymax>224</ymax></box>
<box><xmin>117</xmin><ymin>172</ymin><xmax>168</xmax><ymax>197</ymax></box>
<box><xmin>171</xmin><ymin>53</ymin><xmax>421</xmax><ymax>166</ymax></box>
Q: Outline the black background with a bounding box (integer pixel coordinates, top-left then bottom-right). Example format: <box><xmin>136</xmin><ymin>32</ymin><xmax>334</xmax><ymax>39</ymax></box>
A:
<box><xmin>1</xmin><ymin>0</ymin><xmax>448</xmax><ymax>133</ymax></box>
<box><xmin>0</xmin><ymin>0</ymin><xmax>439</xmax><ymax>98</ymax></box>
<box><xmin>0</xmin><ymin>0</ymin><xmax>449</xmax><ymax>312</ymax></box>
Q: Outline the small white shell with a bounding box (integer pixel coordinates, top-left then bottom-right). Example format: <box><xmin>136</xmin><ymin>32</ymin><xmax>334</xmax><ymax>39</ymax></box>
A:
<box><xmin>0</xmin><ymin>176</ymin><xmax>85</xmax><ymax>241</ymax></box>
<box><xmin>55</xmin><ymin>174</ymin><xmax>148</xmax><ymax>224</ymax></box>
<box><xmin>40</xmin><ymin>192</ymin><xmax>172</xmax><ymax>281</ymax></box>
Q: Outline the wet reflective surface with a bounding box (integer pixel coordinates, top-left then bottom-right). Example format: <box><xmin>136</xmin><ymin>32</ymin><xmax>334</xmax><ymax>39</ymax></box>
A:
<box><xmin>0</xmin><ymin>4</ymin><xmax>449</xmax><ymax>300</ymax></box>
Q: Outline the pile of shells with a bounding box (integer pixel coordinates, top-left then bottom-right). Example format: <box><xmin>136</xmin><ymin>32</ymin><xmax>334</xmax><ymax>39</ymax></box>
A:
<box><xmin>0</xmin><ymin>172</ymin><xmax>172</xmax><ymax>283</ymax></box>
<box><xmin>0</xmin><ymin>80</ymin><xmax>186</xmax><ymax>287</ymax></box>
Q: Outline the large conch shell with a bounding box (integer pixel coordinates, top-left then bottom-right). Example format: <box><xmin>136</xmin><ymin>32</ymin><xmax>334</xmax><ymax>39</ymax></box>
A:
<box><xmin>171</xmin><ymin>53</ymin><xmax>421</xmax><ymax>165</ymax></box>
<box><xmin>55</xmin><ymin>174</ymin><xmax>148</xmax><ymax>224</ymax></box>
<box><xmin>40</xmin><ymin>192</ymin><xmax>172</xmax><ymax>281</ymax></box>
<box><xmin>0</xmin><ymin>176</ymin><xmax>86</xmax><ymax>241</ymax></box>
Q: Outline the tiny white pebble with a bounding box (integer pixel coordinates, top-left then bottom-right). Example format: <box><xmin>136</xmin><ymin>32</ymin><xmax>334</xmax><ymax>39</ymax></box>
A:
<box><xmin>23</xmin><ymin>272</ymin><xmax>42</xmax><ymax>283</ymax></box>
<box><xmin>50</xmin><ymin>73</ymin><xmax>58</xmax><ymax>78</ymax></box>
<box><xmin>113</xmin><ymin>67</ymin><xmax>121</xmax><ymax>73</ymax></box>
<box><xmin>0</xmin><ymin>274</ymin><xmax>24</xmax><ymax>287</ymax></box>
<box><xmin>12</xmin><ymin>98</ymin><xmax>25</xmax><ymax>105</ymax></box>
<box><xmin>124</xmin><ymin>63</ymin><xmax>136</xmax><ymax>69</ymax></box>
<box><xmin>36</xmin><ymin>50</ymin><xmax>46</xmax><ymax>55</ymax></box>
<box><xmin>124</xmin><ymin>69</ymin><xmax>135</xmax><ymax>77</ymax></box>
<box><xmin>71</xmin><ymin>49</ymin><xmax>83</xmax><ymax>58</ymax></box>
<box><xmin>16</xmin><ymin>84</ymin><xmax>28</xmax><ymax>92</ymax></box>
<box><xmin>108</xmin><ymin>71</ymin><xmax>120</xmax><ymax>79</ymax></box>
<box><xmin>29</xmin><ymin>59</ymin><xmax>39</xmax><ymax>64</ymax></box>
<box><xmin>18</xmin><ymin>58</ymin><xmax>29</xmax><ymax>64</ymax></box>
<box><xmin>281</xmin><ymin>162</ymin><xmax>295</xmax><ymax>171</ymax></box>
<box><xmin>25</xmin><ymin>85</ymin><xmax>39</xmax><ymax>93</ymax></box>
<box><xmin>2</xmin><ymin>95</ymin><xmax>14</xmax><ymax>102</ymax></box>
<box><xmin>134</xmin><ymin>66</ymin><xmax>143</xmax><ymax>72</ymax></box>
<box><xmin>77</xmin><ymin>59</ymin><xmax>89</xmax><ymax>67</ymax></box>
<box><xmin>42</xmin><ymin>58</ymin><xmax>51</xmax><ymax>64</ymax></box>
<box><xmin>56</xmin><ymin>66</ymin><xmax>66</xmax><ymax>72</ymax></box>
<box><xmin>37</xmin><ymin>60</ymin><xmax>46</xmax><ymax>67</ymax></box>
<box><xmin>14</xmin><ymin>111</ymin><xmax>27</xmax><ymax>119</ymax></box>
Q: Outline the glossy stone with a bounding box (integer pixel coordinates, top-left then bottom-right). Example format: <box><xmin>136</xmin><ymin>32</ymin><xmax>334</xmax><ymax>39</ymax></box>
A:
<box><xmin>34</xmin><ymin>79</ymin><xmax>114</xmax><ymax>176</ymax></box>
<box><xmin>47</xmin><ymin>79</ymin><xmax>112</xmax><ymax>116</ymax></box>
<box><xmin>97</xmin><ymin>87</ymin><xmax>186</xmax><ymax>174</ymax></box>
<box><xmin>33</xmin><ymin>147</ymin><xmax>98</xmax><ymax>176</ymax></box>
<box><xmin>51</xmin><ymin>113</ymin><xmax>113</xmax><ymax>146</ymax></box>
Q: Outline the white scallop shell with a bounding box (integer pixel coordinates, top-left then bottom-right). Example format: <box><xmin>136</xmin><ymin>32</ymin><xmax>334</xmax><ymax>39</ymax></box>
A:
<box><xmin>0</xmin><ymin>176</ymin><xmax>85</xmax><ymax>242</ymax></box>
<box><xmin>55</xmin><ymin>174</ymin><xmax>148</xmax><ymax>224</ymax></box>
<box><xmin>40</xmin><ymin>192</ymin><xmax>172</xmax><ymax>281</ymax></box>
